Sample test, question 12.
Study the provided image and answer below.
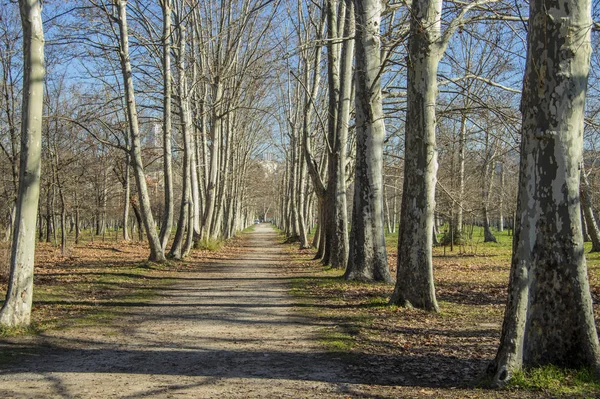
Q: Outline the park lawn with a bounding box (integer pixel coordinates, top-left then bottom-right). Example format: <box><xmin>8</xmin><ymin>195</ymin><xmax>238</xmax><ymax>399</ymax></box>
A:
<box><xmin>0</xmin><ymin>240</ymin><xmax>177</xmax><ymax>337</ymax></box>
<box><xmin>0</xmin><ymin>231</ymin><xmax>247</xmax><ymax>336</ymax></box>
<box><xmin>288</xmin><ymin>226</ymin><xmax>600</xmax><ymax>398</ymax></box>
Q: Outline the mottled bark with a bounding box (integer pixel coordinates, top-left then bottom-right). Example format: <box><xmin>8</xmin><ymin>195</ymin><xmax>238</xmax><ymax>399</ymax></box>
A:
<box><xmin>0</xmin><ymin>0</ymin><xmax>44</xmax><ymax>327</ymax></box>
<box><xmin>489</xmin><ymin>0</ymin><xmax>600</xmax><ymax>385</ymax></box>
<box><xmin>391</xmin><ymin>0</ymin><xmax>441</xmax><ymax>312</ymax></box>
<box><xmin>323</xmin><ymin>0</ymin><xmax>349</xmax><ymax>269</ymax></box>
<box><xmin>345</xmin><ymin>0</ymin><xmax>392</xmax><ymax>283</ymax></box>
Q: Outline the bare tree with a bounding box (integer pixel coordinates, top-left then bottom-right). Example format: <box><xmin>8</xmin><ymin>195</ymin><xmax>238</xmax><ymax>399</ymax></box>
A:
<box><xmin>345</xmin><ymin>0</ymin><xmax>392</xmax><ymax>282</ymax></box>
<box><xmin>158</xmin><ymin>0</ymin><xmax>174</xmax><ymax>251</ymax></box>
<box><xmin>0</xmin><ymin>0</ymin><xmax>44</xmax><ymax>327</ymax></box>
<box><xmin>115</xmin><ymin>0</ymin><xmax>165</xmax><ymax>262</ymax></box>
<box><xmin>489</xmin><ymin>0</ymin><xmax>600</xmax><ymax>385</ymax></box>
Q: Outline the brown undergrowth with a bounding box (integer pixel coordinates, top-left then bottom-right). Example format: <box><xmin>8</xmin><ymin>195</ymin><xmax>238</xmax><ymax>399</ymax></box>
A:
<box><xmin>0</xmin><ymin>235</ymin><xmax>247</xmax><ymax>336</ymax></box>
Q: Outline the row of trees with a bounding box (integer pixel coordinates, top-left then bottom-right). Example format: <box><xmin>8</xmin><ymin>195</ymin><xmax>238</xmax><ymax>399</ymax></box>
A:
<box><xmin>1</xmin><ymin>0</ymin><xmax>600</xmax><ymax>387</ymax></box>
<box><xmin>0</xmin><ymin>0</ymin><xmax>280</xmax><ymax>322</ymax></box>
<box><xmin>275</xmin><ymin>0</ymin><xmax>600</xmax><ymax>385</ymax></box>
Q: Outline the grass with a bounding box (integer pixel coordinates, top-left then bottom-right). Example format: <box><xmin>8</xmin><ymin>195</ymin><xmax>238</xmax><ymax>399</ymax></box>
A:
<box><xmin>243</xmin><ymin>224</ymin><xmax>256</xmax><ymax>233</ymax></box>
<box><xmin>28</xmin><ymin>261</ymin><xmax>174</xmax><ymax>333</ymax></box>
<box><xmin>0</xmin><ymin>325</ymin><xmax>39</xmax><ymax>338</ymax></box>
<box><xmin>508</xmin><ymin>365</ymin><xmax>600</xmax><ymax>397</ymax></box>
<box><xmin>0</xmin><ymin>241</ymin><xmax>179</xmax><ymax>337</ymax></box>
<box><xmin>195</xmin><ymin>238</ymin><xmax>224</xmax><ymax>251</ymax></box>
<box><xmin>319</xmin><ymin>329</ymin><xmax>355</xmax><ymax>352</ymax></box>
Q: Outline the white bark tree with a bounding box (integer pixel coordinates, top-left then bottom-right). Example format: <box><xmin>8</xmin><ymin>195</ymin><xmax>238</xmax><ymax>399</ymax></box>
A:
<box><xmin>391</xmin><ymin>0</ymin><xmax>504</xmax><ymax>311</ymax></box>
<box><xmin>345</xmin><ymin>0</ymin><xmax>392</xmax><ymax>283</ymax></box>
<box><xmin>158</xmin><ymin>0</ymin><xmax>174</xmax><ymax>251</ymax></box>
<box><xmin>115</xmin><ymin>0</ymin><xmax>166</xmax><ymax>262</ymax></box>
<box><xmin>489</xmin><ymin>0</ymin><xmax>600</xmax><ymax>385</ymax></box>
<box><xmin>0</xmin><ymin>0</ymin><xmax>44</xmax><ymax>328</ymax></box>
<box><xmin>390</xmin><ymin>0</ymin><xmax>443</xmax><ymax>311</ymax></box>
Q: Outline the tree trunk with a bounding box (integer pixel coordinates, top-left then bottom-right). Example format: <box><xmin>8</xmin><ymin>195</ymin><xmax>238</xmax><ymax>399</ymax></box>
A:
<box><xmin>489</xmin><ymin>0</ymin><xmax>600</xmax><ymax>385</ymax></box>
<box><xmin>323</xmin><ymin>0</ymin><xmax>349</xmax><ymax>269</ymax></box>
<box><xmin>159</xmin><ymin>0</ymin><xmax>174</xmax><ymax>250</ymax></box>
<box><xmin>201</xmin><ymin>82</ymin><xmax>222</xmax><ymax>240</ymax></box>
<box><xmin>456</xmin><ymin>112</ymin><xmax>466</xmax><ymax>233</ymax></box>
<box><xmin>581</xmin><ymin>204</ymin><xmax>590</xmax><ymax>242</ymax></box>
<box><xmin>4</xmin><ymin>204</ymin><xmax>16</xmax><ymax>242</ymax></box>
<box><xmin>0</xmin><ymin>0</ymin><xmax>44</xmax><ymax>327</ymax></box>
<box><xmin>45</xmin><ymin>184</ymin><xmax>52</xmax><ymax>243</ymax></box>
<box><xmin>116</xmin><ymin>0</ymin><xmax>165</xmax><ymax>263</ymax></box>
<box><xmin>345</xmin><ymin>0</ymin><xmax>391</xmax><ymax>283</ymax></box>
<box><xmin>498</xmin><ymin>161</ymin><xmax>505</xmax><ymax>232</ymax></box>
<box><xmin>74</xmin><ymin>191</ymin><xmax>80</xmax><ymax>245</ymax></box>
<box><xmin>122</xmin><ymin>153</ymin><xmax>130</xmax><ymax>241</ymax></box>
<box><xmin>169</xmin><ymin>5</ymin><xmax>193</xmax><ymax>259</ymax></box>
<box><xmin>131</xmin><ymin>198</ymin><xmax>144</xmax><ymax>242</ymax></box>
<box><xmin>329</xmin><ymin>0</ymin><xmax>351</xmax><ymax>269</ymax></box>
<box><xmin>482</xmin><ymin>139</ymin><xmax>497</xmax><ymax>243</ymax></box>
<box><xmin>391</xmin><ymin>0</ymin><xmax>441</xmax><ymax>312</ymax></box>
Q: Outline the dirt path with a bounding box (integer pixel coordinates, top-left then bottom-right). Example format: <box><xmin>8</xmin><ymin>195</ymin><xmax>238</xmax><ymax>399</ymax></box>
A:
<box><xmin>0</xmin><ymin>225</ymin><xmax>376</xmax><ymax>398</ymax></box>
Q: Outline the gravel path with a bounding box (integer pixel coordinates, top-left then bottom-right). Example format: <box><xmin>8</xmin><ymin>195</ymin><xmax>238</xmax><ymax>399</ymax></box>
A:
<box><xmin>0</xmin><ymin>225</ymin><xmax>372</xmax><ymax>398</ymax></box>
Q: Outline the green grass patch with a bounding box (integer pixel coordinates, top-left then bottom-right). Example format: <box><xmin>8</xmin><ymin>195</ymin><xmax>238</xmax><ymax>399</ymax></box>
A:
<box><xmin>243</xmin><ymin>224</ymin><xmax>256</xmax><ymax>233</ymax></box>
<box><xmin>319</xmin><ymin>329</ymin><xmax>354</xmax><ymax>352</ymax></box>
<box><xmin>508</xmin><ymin>365</ymin><xmax>600</xmax><ymax>397</ymax></box>
<box><xmin>195</xmin><ymin>238</ymin><xmax>224</xmax><ymax>251</ymax></box>
<box><xmin>0</xmin><ymin>325</ymin><xmax>39</xmax><ymax>338</ymax></box>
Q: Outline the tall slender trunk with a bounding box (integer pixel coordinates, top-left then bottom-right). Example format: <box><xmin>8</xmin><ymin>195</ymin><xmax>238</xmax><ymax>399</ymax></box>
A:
<box><xmin>0</xmin><ymin>0</ymin><xmax>44</xmax><ymax>327</ymax></box>
<box><xmin>482</xmin><ymin>158</ymin><xmax>497</xmax><ymax>243</ymax></box>
<box><xmin>45</xmin><ymin>182</ymin><xmax>52</xmax><ymax>243</ymax></box>
<box><xmin>201</xmin><ymin>81</ymin><xmax>222</xmax><ymax>240</ymax></box>
<box><xmin>116</xmin><ymin>0</ymin><xmax>165</xmax><ymax>263</ymax></box>
<box><xmin>482</xmin><ymin>135</ymin><xmax>497</xmax><ymax>243</ymax></box>
<box><xmin>55</xmin><ymin>155</ymin><xmax>67</xmax><ymax>255</ymax></box>
<box><xmin>297</xmin><ymin>140</ymin><xmax>310</xmax><ymax>248</ymax></box>
<box><xmin>456</xmin><ymin>112</ymin><xmax>466</xmax><ymax>232</ymax></box>
<box><xmin>169</xmin><ymin>5</ymin><xmax>193</xmax><ymax>259</ymax></box>
<box><xmin>326</xmin><ymin>0</ymin><xmax>349</xmax><ymax>269</ymax></box>
<box><xmin>74</xmin><ymin>189</ymin><xmax>80</xmax><ymax>244</ymax></box>
<box><xmin>122</xmin><ymin>154</ymin><xmax>130</xmax><ymax>240</ymax></box>
<box><xmin>159</xmin><ymin>0</ymin><xmax>174</xmax><ymax>250</ymax></box>
<box><xmin>498</xmin><ymin>161</ymin><xmax>504</xmax><ymax>232</ymax></box>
